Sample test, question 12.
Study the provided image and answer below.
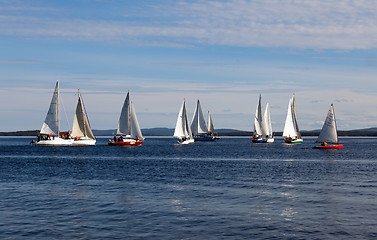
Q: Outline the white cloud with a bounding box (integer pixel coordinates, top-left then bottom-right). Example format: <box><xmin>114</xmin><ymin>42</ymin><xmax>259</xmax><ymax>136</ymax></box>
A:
<box><xmin>1</xmin><ymin>0</ymin><xmax>377</xmax><ymax>49</ymax></box>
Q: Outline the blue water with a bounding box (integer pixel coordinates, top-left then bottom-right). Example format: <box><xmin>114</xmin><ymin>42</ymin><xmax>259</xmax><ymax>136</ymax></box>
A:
<box><xmin>1</xmin><ymin>136</ymin><xmax>377</xmax><ymax>239</ymax></box>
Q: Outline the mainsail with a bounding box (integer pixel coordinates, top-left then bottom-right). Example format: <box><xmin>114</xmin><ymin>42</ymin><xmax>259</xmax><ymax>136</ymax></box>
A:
<box><xmin>40</xmin><ymin>81</ymin><xmax>59</xmax><ymax>136</ymax></box>
<box><xmin>116</xmin><ymin>92</ymin><xmax>143</xmax><ymax>139</ymax></box>
<box><xmin>174</xmin><ymin>100</ymin><xmax>192</xmax><ymax>138</ymax></box>
<box><xmin>71</xmin><ymin>91</ymin><xmax>95</xmax><ymax>139</ymax></box>
<box><xmin>191</xmin><ymin>100</ymin><xmax>208</xmax><ymax>135</ymax></box>
<box><xmin>254</xmin><ymin>94</ymin><xmax>267</xmax><ymax>138</ymax></box>
<box><xmin>207</xmin><ymin>111</ymin><xmax>215</xmax><ymax>134</ymax></box>
<box><xmin>264</xmin><ymin>103</ymin><xmax>273</xmax><ymax>138</ymax></box>
<box><xmin>316</xmin><ymin>104</ymin><xmax>339</xmax><ymax>144</ymax></box>
<box><xmin>117</xmin><ymin>92</ymin><xmax>131</xmax><ymax>135</ymax></box>
<box><xmin>283</xmin><ymin>95</ymin><xmax>301</xmax><ymax>138</ymax></box>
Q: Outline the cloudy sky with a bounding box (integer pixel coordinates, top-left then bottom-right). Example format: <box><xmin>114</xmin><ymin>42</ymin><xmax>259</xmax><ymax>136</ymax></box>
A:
<box><xmin>1</xmin><ymin>0</ymin><xmax>377</xmax><ymax>132</ymax></box>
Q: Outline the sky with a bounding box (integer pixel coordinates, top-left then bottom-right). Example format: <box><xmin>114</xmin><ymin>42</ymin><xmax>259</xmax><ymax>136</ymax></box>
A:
<box><xmin>2</xmin><ymin>0</ymin><xmax>377</xmax><ymax>132</ymax></box>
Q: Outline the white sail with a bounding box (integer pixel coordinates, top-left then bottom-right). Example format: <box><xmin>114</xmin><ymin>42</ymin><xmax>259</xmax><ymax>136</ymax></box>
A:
<box><xmin>264</xmin><ymin>103</ymin><xmax>273</xmax><ymax>137</ymax></box>
<box><xmin>208</xmin><ymin>111</ymin><xmax>215</xmax><ymax>134</ymax></box>
<box><xmin>71</xmin><ymin>92</ymin><xmax>95</xmax><ymax>139</ymax></box>
<box><xmin>174</xmin><ymin>100</ymin><xmax>192</xmax><ymax>138</ymax></box>
<box><xmin>40</xmin><ymin>81</ymin><xmax>59</xmax><ymax>135</ymax></box>
<box><xmin>254</xmin><ymin>94</ymin><xmax>268</xmax><ymax>137</ymax></box>
<box><xmin>254</xmin><ymin>95</ymin><xmax>262</xmax><ymax>135</ymax></box>
<box><xmin>191</xmin><ymin>100</ymin><xmax>208</xmax><ymax>135</ymax></box>
<box><xmin>117</xmin><ymin>92</ymin><xmax>131</xmax><ymax>135</ymax></box>
<box><xmin>283</xmin><ymin>95</ymin><xmax>301</xmax><ymax>138</ymax></box>
<box><xmin>316</xmin><ymin>104</ymin><xmax>339</xmax><ymax>143</ymax></box>
<box><xmin>130</xmin><ymin>101</ymin><xmax>143</xmax><ymax>140</ymax></box>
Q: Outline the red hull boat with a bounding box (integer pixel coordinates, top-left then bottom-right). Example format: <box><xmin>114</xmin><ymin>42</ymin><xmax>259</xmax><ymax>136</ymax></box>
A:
<box><xmin>314</xmin><ymin>144</ymin><xmax>343</xmax><ymax>149</ymax></box>
<box><xmin>108</xmin><ymin>140</ymin><xmax>143</xmax><ymax>146</ymax></box>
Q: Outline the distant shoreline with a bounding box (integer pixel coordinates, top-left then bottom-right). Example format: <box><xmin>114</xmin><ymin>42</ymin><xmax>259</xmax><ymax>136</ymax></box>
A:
<box><xmin>1</xmin><ymin>128</ymin><xmax>377</xmax><ymax>137</ymax></box>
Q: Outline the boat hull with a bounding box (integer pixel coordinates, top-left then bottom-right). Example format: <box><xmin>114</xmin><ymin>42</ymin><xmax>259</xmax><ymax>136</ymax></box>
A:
<box><xmin>252</xmin><ymin>136</ymin><xmax>274</xmax><ymax>143</ymax></box>
<box><xmin>266</xmin><ymin>138</ymin><xmax>274</xmax><ymax>143</ymax></box>
<box><xmin>194</xmin><ymin>136</ymin><xmax>216</xmax><ymax>141</ymax></box>
<box><xmin>314</xmin><ymin>144</ymin><xmax>343</xmax><ymax>149</ymax></box>
<box><xmin>35</xmin><ymin>137</ymin><xmax>74</xmax><ymax>145</ymax></box>
<box><xmin>108</xmin><ymin>139</ymin><xmax>144</xmax><ymax>146</ymax></box>
<box><xmin>284</xmin><ymin>138</ymin><xmax>303</xmax><ymax>144</ymax></box>
<box><xmin>252</xmin><ymin>138</ymin><xmax>266</xmax><ymax>143</ymax></box>
<box><xmin>72</xmin><ymin>139</ymin><xmax>96</xmax><ymax>145</ymax></box>
<box><xmin>176</xmin><ymin>138</ymin><xmax>194</xmax><ymax>144</ymax></box>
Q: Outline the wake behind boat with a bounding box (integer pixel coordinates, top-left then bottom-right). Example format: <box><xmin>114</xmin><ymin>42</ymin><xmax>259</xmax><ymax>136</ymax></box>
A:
<box><xmin>314</xmin><ymin>104</ymin><xmax>343</xmax><ymax>149</ymax></box>
<box><xmin>283</xmin><ymin>94</ymin><xmax>303</xmax><ymax>144</ymax></box>
<box><xmin>33</xmin><ymin>81</ymin><xmax>74</xmax><ymax>145</ymax></box>
<box><xmin>71</xmin><ymin>90</ymin><xmax>96</xmax><ymax>145</ymax></box>
<box><xmin>174</xmin><ymin>99</ymin><xmax>194</xmax><ymax>144</ymax></box>
<box><xmin>108</xmin><ymin>91</ymin><xmax>144</xmax><ymax>146</ymax></box>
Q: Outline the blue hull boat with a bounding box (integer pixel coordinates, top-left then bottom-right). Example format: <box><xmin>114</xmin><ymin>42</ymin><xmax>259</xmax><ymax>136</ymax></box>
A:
<box><xmin>194</xmin><ymin>136</ymin><xmax>216</xmax><ymax>141</ymax></box>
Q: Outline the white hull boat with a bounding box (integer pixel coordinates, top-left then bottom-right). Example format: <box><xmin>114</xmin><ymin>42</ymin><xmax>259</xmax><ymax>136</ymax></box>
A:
<box><xmin>283</xmin><ymin>94</ymin><xmax>303</xmax><ymax>144</ymax></box>
<box><xmin>71</xmin><ymin>90</ymin><xmax>96</xmax><ymax>146</ymax></box>
<box><xmin>252</xmin><ymin>95</ymin><xmax>274</xmax><ymax>143</ymax></box>
<box><xmin>174</xmin><ymin>99</ymin><xmax>194</xmax><ymax>144</ymax></box>
<box><xmin>35</xmin><ymin>137</ymin><xmax>74</xmax><ymax>145</ymax></box>
<box><xmin>34</xmin><ymin>81</ymin><xmax>73</xmax><ymax>146</ymax></box>
<box><xmin>72</xmin><ymin>138</ymin><xmax>96</xmax><ymax>146</ymax></box>
<box><xmin>108</xmin><ymin>92</ymin><xmax>144</xmax><ymax>146</ymax></box>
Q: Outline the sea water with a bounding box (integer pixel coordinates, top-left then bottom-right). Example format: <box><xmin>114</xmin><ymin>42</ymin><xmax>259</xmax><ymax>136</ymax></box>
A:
<box><xmin>1</xmin><ymin>136</ymin><xmax>377</xmax><ymax>239</ymax></box>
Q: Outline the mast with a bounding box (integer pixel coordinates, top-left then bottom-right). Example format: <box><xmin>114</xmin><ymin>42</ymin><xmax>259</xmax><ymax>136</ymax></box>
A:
<box><xmin>79</xmin><ymin>90</ymin><xmax>86</xmax><ymax>137</ymax></box>
<box><xmin>57</xmin><ymin>81</ymin><xmax>59</xmax><ymax>135</ymax></box>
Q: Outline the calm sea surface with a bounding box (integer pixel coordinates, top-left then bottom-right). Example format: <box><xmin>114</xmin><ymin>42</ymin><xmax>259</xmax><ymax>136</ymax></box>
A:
<box><xmin>1</xmin><ymin>136</ymin><xmax>377</xmax><ymax>239</ymax></box>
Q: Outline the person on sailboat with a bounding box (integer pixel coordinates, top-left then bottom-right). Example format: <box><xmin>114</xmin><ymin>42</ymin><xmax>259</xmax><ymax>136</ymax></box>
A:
<box><xmin>322</xmin><ymin>142</ymin><xmax>327</xmax><ymax>146</ymax></box>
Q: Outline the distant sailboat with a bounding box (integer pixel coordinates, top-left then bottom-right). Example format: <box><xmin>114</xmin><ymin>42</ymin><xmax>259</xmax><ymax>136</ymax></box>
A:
<box><xmin>71</xmin><ymin>90</ymin><xmax>96</xmax><ymax>145</ymax></box>
<box><xmin>191</xmin><ymin>100</ymin><xmax>216</xmax><ymax>141</ymax></box>
<box><xmin>174</xmin><ymin>99</ymin><xmax>194</xmax><ymax>144</ymax></box>
<box><xmin>207</xmin><ymin>111</ymin><xmax>220</xmax><ymax>140</ymax></box>
<box><xmin>34</xmin><ymin>81</ymin><xmax>74</xmax><ymax>145</ymax></box>
<box><xmin>283</xmin><ymin>94</ymin><xmax>303</xmax><ymax>144</ymax></box>
<box><xmin>252</xmin><ymin>94</ymin><xmax>271</xmax><ymax>143</ymax></box>
<box><xmin>314</xmin><ymin>104</ymin><xmax>343</xmax><ymax>149</ymax></box>
<box><xmin>108</xmin><ymin>91</ymin><xmax>144</xmax><ymax>146</ymax></box>
<box><xmin>264</xmin><ymin>103</ymin><xmax>274</xmax><ymax>143</ymax></box>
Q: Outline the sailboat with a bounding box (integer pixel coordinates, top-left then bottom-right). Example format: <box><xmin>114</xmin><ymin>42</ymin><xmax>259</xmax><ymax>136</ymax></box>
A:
<box><xmin>108</xmin><ymin>91</ymin><xmax>144</xmax><ymax>146</ymax></box>
<box><xmin>34</xmin><ymin>81</ymin><xmax>74</xmax><ymax>145</ymax></box>
<box><xmin>283</xmin><ymin>94</ymin><xmax>303</xmax><ymax>144</ymax></box>
<box><xmin>207</xmin><ymin>111</ymin><xmax>220</xmax><ymax>140</ymax></box>
<box><xmin>191</xmin><ymin>100</ymin><xmax>215</xmax><ymax>141</ymax></box>
<box><xmin>174</xmin><ymin>99</ymin><xmax>194</xmax><ymax>144</ymax></box>
<box><xmin>252</xmin><ymin>94</ymin><xmax>271</xmax><ymax>143</ymax></box>
<box><xmin>264</xmin><ymin>103</ymin><xmax>274</xmax><ymax>143</ymax></box>
<box><xmin>71</xmin><ymin>90</ymin><xmax>96</xmax><ymax>145</ymax></box>
<box><xmin>314</xmin><ymin>104</ymin><xmax>343</xmax><ymax>149</ymax></box>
